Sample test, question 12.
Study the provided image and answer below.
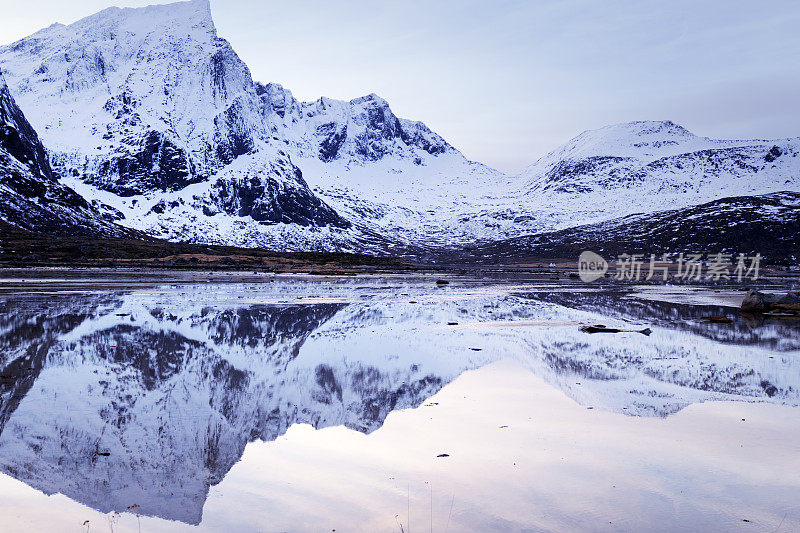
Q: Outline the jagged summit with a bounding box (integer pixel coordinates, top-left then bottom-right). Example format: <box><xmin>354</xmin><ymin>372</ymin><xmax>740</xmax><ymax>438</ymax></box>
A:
<box><xmin>0</xmin><ymin>0</ymin><xmax>247</xmax><ymax>174</ymax></box>
<box><xmin>0</xmin><ymin>0</ymin><xmax>355</xmax><ymax>234</ymax></box>
<box><xmin>70</xmin><ymin>0</ymin><xmax>213</xmax><ymax>33</ymax></box>
<box><xmin>350</xmin><ymin>93</ymin><xmax>388</xmax><ymax>106</ymax></box>
<box><xmin>20</xmin><ymin>0</ymin><xmax>216</xmax><ymax>54</ymax></box>
<box><xmin>0</xmin><ymin>0</ymin><xmax>458</xmax><ymax>175</ymax></box>
<box><xmin>255</xmin><ymin>81</ymin><xmax>455</xmax><ymax>163</ymax></box>
<box><xmin>0</xmin><ymin>0</ymin><xmax>475</xmax><ymax>248</ymax></box>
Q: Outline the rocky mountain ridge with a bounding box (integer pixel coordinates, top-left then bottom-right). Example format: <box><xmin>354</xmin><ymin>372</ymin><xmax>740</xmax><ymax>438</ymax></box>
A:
<box><xmin>0</xmin><ymin>0</ymin><xmax>797</xmax><ymax>259</ymax></box>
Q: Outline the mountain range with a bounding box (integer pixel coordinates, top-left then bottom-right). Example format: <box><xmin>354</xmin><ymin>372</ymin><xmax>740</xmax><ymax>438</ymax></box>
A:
<box><xmin>0</xmin><ymin>0</ymin><xmax>798</xmax><ymax>261</ymax></box>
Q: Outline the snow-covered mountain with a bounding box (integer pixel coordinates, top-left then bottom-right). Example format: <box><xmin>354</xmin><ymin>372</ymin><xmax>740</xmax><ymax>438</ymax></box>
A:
<box><xmin>0</xmin><ymin>0</ymin><xmax>350</xmax><ymax>248</ymax></box>
<box><xmin>0</xmin><ymin>0</ymin><xmax>798</xmax><ymax>256</ymax></box>
<box><xmin>0</xmin><ymin>0</ymin><xmax>501</xmax><ymax>252</ymax></box>
<box><xmin>510</xmin><ymin>120</ymin><xmax>800</xmax><ymax>233</ymax></box>
<box><xmin>0</xmin><ymin>68</ymin><xmax>133</xmax><ymax>237</ymax></box>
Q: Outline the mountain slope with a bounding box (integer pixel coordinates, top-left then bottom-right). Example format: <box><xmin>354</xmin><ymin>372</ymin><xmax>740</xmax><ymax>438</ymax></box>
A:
<box><xmin>0</xmin><ymin>68</ymin><xmax>136</xmax><ymax>238</ymax></box>
<box><xmin>456</xmin><ymin>191</ymin><xmax>800</xmax><ymax>263</ymax></box>
<box><xmin>0</xmin><ymin>0</ymin><xmax>512</xmax><ymax>252</ymax></box>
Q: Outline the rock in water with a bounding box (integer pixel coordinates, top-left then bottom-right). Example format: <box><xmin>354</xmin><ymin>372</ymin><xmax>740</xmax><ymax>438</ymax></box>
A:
<box><xmin>741</xmin><ymin>291</ymin><xmax>800</xmax><ymax>313</ymax></box>
<box><xmin>741</xmin><ymin>291</ymin><xmax>780</xmax><ymax>312</ymax></box>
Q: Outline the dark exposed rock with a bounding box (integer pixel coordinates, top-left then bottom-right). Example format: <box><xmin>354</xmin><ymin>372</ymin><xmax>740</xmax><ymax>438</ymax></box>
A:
<box><xmin>0</xmin><ymin>71</ymin><xmax>53</xmax><ymax>180</ymax></box>
<box><xmin>740</xmin><ymin>291</ymin><xmax>781</xmax><ymax>312</ymax></box>
<box><xmin>317</xmin><ymin>122</ymin><xmax>347</xmax><ymax>162</ymax></box>
<box><xmin>761</xmin><ymin>380</ymin><xmax>778</xmax><ymax>397</ymax></box>
<box><xmin>741</xmin><ymin>291</ymin><xmax>800</xmax><ymax>313</ymax></box>
<box><xmin>86</xmin><ymin>130</ymin><xmax>200</xmax><ymax>196</ymax></box>
<box><xmin>765</xmin><ymin>145</ymin><xmax>783</xmax><ymax>162</ymax></box>
<box><xmin>211</xmin><ymin>170</ymin><xmax>350</xmax><ymax>228</ymax></box>
<box><xmin>543</xmin><ymin>156</ymin><xmax>633</xmax><ymax>193</ymax></box>
<box><xmin>214</xmin><ymin>99</ymin><xmax>255</xmax><ymax>165</ymax></box>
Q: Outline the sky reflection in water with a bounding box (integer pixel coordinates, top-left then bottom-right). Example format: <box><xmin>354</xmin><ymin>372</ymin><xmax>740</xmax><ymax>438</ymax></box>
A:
<box><xmin>0</xmin><ymin>277</ymin><xmax>798</xmax><ymax>531</ymax></box>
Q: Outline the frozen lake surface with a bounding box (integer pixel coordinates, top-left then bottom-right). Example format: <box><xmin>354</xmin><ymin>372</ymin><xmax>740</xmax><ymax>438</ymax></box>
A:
<box><xmin>0</xmin><ymin>274</ymin><xmax>798</xmax><ymax>531</ymax></box>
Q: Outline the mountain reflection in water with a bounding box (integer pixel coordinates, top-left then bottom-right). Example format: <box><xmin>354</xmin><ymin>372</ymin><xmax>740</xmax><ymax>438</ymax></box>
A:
<box><xmin>0</xmin><ymin>278</ymin><xmax>797</xmax><ymax>524</ymax></box>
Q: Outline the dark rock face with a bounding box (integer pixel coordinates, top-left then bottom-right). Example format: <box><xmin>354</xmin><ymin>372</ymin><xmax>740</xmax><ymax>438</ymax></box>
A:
<box><xmin>58</xmin><ymin>90</ymin><xmax>202</xmax><ymax>197</ymax></box>
<box><xmin>317</xmin><ymin>122</ymin><xmax>347</xmax><ymax>162</ymax></box>
<box><xmin>765</xmin><ymin>145</ymin><xmax>783</xmax><ymax>162</ymax></box>
<box><xmin>741</xmin><ymin>290</ymin><xmax>800</xmax><ymax>312</ymax></box>
<box><xmin>740</xmin><ymin>291</ymin><xmax>780</xmax><ymax>312</ymax></box>
<box><xmin>214</xmin><ymin>98</ymin><xmax>255</xmax><ymax>165</ymax></box>
<box><xmin>352</xmin><ymin>101</ymin><xmax>401</xmax><ymax>161</ymax></box>
<box><xmin>644</xmin><ymin>147</ymin><xmax>762</xmax><ymax>187</ymax></box>
<box><xmin>86</xmin><ymin>130</ymin><xmax>200</xmax><ymax>196</ymax></box>
<box><xmin>542</xmin><ymin>156</ymin><xmax>635</xmax><ymax>193</ymax></box>
<box><xmin>0</xmin><ymin>69</ymin><xmax>53</xmax><ymax>180</ymax></box>
<box><xmin>346</xmin><ymin>96</ymin><xmax>450</xmax><ymax>161</ymax></box>
<box><xmin>399</xmin><ymin>122</ymin><xmax>448</xmax><ymax>156</ymax></box>
<box><xmin>263</xmin><ymin>88</ymin><xmax>454</xmax><ymax>165</ymax></box>
<box><xmin>212</xmin><ymin>171</ymin><xmax>350</xmax><ymax>228</ymax></box>
<box><xmin>256</xmin><ymin>82</ymin><xmax>301</xmax><ymax>120</ymax></box>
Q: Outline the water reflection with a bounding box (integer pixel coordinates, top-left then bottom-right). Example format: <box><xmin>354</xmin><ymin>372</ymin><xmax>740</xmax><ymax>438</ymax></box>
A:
<box><xmin>0</xmin><ymin>279</ymin><xmax>797</xmax><ymax>524</ymax></box>
<box><xmin>518</xmin><ymin>288</ymin><xmax>800</xmax><ymax>351</ymax></box>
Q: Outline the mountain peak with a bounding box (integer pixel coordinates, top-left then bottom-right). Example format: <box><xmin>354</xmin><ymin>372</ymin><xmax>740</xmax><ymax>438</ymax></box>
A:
<box><xmin>350</xmin><ymin>93</ymin><xmax>389</xmax><ymax>107</ymax></box>
<box><xmin>600</xmin><ymin>120</ymin><xmax>695</xmax><ymax>138</ymax></box>
<box><xmin>522</xmin><ymin>120</ymin><xmax>708</xmax><ymax>173</ymax></box>
<box><xmin>0</xmin><ymin>0</ymin><xmax>251</xmax><ymax>167</ymax></box>
<box><xmin>572</xmin><ymin>120</ymin><xmax>697</xmax><ymax>146</ymax></box>
<box><xmin>65</xmin><ymin>0</ymin><xmax>216</xmax><ymax>41</ymax></box>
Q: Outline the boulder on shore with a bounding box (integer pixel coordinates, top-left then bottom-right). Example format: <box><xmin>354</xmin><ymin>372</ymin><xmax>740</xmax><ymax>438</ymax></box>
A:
<box><xmin>741</xmin><ymin>291</ymin><xmax>800</xmax><ymax>312</ymax></box>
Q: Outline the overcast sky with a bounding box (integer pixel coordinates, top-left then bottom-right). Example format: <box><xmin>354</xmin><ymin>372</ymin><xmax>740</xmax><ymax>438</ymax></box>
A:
<box><xmin>1</xmin><ymin>0</ymin><xmax>798</xmax><ymax>172</ymax></box>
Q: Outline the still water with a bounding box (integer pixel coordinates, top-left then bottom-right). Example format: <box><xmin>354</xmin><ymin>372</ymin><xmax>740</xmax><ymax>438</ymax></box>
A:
<box><xmin>0</xmin><ymin>274</ymin><xmax>798</xmax><ymax>532</ymax></box>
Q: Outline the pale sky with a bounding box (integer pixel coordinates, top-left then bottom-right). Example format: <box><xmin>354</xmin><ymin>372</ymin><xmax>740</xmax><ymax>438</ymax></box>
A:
<box><xmin>1</xmin><ymin>0</ymin><xmax>799</xmax><ymax>173</ymax></box>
